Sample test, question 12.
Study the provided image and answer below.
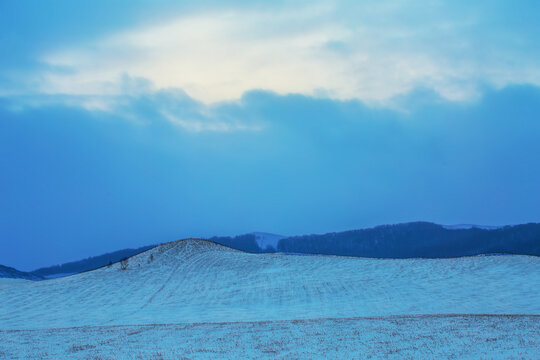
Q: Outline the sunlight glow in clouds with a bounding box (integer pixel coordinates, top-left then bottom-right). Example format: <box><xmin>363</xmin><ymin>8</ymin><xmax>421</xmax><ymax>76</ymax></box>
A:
<box><xmin>37</xmin><ymin>1</ymin><xmax>540</xmax><ymax>106</ymax></box>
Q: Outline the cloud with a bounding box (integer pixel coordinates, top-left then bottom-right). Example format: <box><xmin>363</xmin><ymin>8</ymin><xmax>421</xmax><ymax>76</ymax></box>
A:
<box><xmin>28</xmin><ymin>1</ymin><xmax>539</xmax><ymax>107</ymax></box>
<box><xmin>2</xmin><ymin>78</ymin><xmax>266</xmax><ymax>133</ymax></box>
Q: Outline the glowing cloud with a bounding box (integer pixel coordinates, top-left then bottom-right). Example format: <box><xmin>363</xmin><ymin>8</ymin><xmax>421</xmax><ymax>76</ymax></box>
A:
<box><xmin>36</xmin><ymin>1</ymin><xmax>540</xmax><ymax>106</ymax></box>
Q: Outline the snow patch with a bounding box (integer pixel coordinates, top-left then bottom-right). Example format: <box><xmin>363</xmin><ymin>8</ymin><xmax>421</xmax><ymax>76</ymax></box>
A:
<box><xmin>250</xmin><ymin>232</ymin><xmax>285</xmax><ymax>250</ymax></box>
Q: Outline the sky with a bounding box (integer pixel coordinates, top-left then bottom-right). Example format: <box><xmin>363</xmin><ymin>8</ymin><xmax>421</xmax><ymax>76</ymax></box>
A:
<box><xmin>1</xmin><ymin>0</ymin><xmax>539</xmax><ymax>270</ymax></box>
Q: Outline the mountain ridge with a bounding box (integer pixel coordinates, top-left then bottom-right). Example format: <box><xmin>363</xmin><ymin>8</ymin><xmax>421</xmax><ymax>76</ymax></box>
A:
<box><xmin>211</xmin><ymin>221</ymin><xmax>540</xmax><ymax>258</ymax></box>
<box><xmin>2</xmin><ymin>221</ymin><xmax>538</xmax><ymax>280</ymax></box>
<box><xmin>0</xmin><ymin>264</ymin><xmax>43</xmax><ymax>281</ymax></box>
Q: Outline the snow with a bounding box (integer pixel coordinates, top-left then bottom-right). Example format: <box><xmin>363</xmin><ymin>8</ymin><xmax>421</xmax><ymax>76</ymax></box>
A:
<box><xmin>41</xmin><ymin>272</ymin><xmax>77</xmax><ymax>280</ymax></box>
<box><xmin>1</xmin><ymin>315</ymin><xmax>538</xmax><ymax>359</ymax></box>
<box><xmin>0</xmin><ymin>278</ymin><xmax>29</xmax><ymax>289</ymax></box>
<box><xmin>251</xmin><ymin>232</ymin><xmax>285</xmax><ymax>250</ymax></box>
<box><xmin>0</xmin><ymin>238</ymin><xmax>538</xmax><ymax>358</ymax></box>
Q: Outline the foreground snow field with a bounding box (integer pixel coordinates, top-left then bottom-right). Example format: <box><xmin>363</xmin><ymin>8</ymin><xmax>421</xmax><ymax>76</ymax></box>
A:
<box><xmin>1</xmin><ymin>239</ymin><xmax>538</xmax><ymax>358</ymax></box>
<box><xmin>1</xmin><ymin>315</ymin><xmax>538</xmax><ymax>359</ymax></box>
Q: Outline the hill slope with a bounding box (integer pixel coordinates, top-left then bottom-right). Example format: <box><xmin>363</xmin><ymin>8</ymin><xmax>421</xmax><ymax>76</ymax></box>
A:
<box><xmin>1</xmin><ymin>238</ymin><xmax>538</xmax><ymax>330</ymax></box>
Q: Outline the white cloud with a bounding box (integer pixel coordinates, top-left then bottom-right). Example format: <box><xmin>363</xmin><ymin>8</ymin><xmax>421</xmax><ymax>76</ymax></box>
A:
<box><xmin>35</xmin><ymin>1</ymin><xmax>540</xmax><ymax>107</ymax></box>
<box><xmin>161</xmin><ymin>111</ymin><xmax>261</xmax><ymax>133</ymax></box>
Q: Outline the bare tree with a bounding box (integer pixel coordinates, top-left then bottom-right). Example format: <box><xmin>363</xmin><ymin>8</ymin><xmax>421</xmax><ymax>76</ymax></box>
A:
<box><xmin>120</xmin><ymin>258</ymin><xmax>129</xmax><ymax>270</ymax></box>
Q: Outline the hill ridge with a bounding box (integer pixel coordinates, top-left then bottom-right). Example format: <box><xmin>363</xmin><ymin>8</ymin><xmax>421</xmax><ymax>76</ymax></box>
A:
<box><xmin>1</xmin><ymin>244</ymin><xmax>538</xmax><ymax>330</ymax></box>
<box><xmin>2</xmin><ymin>221</ymin><xmax>539</xmax><ymax>281</ymax></box>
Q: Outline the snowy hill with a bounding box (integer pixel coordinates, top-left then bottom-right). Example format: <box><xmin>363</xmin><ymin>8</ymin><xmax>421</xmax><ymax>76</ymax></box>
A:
<box><xmin>250</xmin><ymin>232</ymin><xmax>285</xmax><ymax>250</ymax></box>
<box><xmin>3</xmin><ymin>222</ymin><xmax>537</xmax><ymax>282</ymax></box>
<box><xmin>1</xmin><ymin>238</ymin><xmax>538</xmax><ymax>330</ymax></box>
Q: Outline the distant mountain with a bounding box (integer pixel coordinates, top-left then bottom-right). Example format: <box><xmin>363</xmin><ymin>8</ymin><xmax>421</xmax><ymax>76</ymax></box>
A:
<box><xmin>441</xmin><ymin>224</ymin><xmax>503</xmax><ymax>230</ymax></box>
<box><xmin>209</xmin><ymin>234</ymin><xmax>263</xmax><ymax>253</ymax></box>
<box><xmin>211</xmin><ymin>223</ymin><xmax>539</xmax><ymax>257</ymax></box>
<box><xmin>210</xmin><ymin>232</ymin><xmax>285</xmax><ymax>253</ymax></box>
<box><xmin>277</xmin><ymin>222</ymin><xmax>540</xmax><ymax>258</ymax></box>
<box><xmin>31</xmin><ymin>245</ymin><xmax>155</xmax><ymax>279</ymax></box>
<box><xmin>251</xmin><ymin>232</ymin><xmax>286</xmax><ymax>250</ymax></box>
<box><xmin>0</xmin><ymin>264</ymin><xmax>43</xmax><ymax>281</ymax></box>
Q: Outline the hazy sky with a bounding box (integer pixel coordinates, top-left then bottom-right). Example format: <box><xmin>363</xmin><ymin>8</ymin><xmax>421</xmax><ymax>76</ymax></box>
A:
<box><xmin>1</xmin><ymin>0</ymin><xmax>539</xmax><ymax>270</ymax></box>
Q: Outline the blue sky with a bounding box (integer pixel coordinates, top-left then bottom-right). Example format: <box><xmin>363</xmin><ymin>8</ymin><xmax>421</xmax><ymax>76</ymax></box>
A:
<box><xmin>1</xmin><ymin>0</ymin><xmax>539</xmax><ymax>270</ymax></box>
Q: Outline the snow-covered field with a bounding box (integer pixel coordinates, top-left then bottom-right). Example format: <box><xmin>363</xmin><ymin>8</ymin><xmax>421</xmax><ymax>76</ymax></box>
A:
<box><xmin>1</xmin><ymin>239</ymin><xmax>539</xmax><ymax>358</ymax></box>
<box><xmin>1</xmin><ymin>315</ymin><xmax>538</xmax><ymax>359</ymax></box>
<box><xmin>251</xmin><ymin>232</ymin><xmax>285</xmax><ymax>251</ymax></box>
